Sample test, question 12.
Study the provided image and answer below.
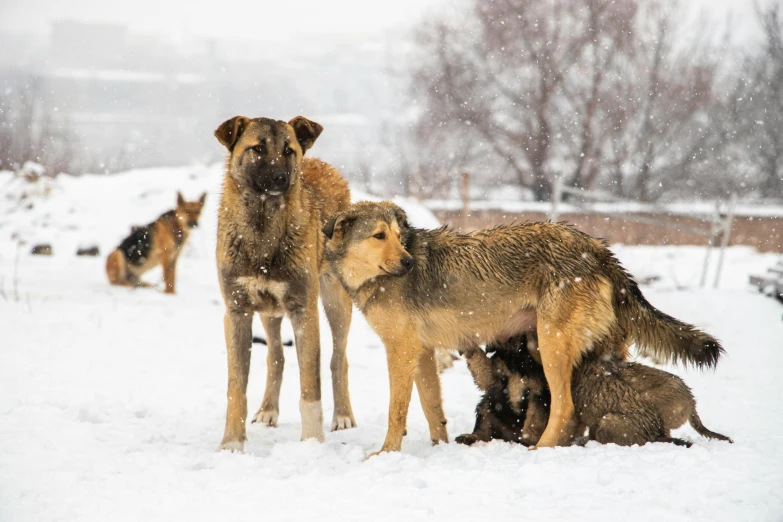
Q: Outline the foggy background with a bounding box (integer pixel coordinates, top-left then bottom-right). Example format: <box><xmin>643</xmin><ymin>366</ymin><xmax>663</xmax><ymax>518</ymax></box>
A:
<box><xmin>0</xmin><ymin>0</ymin><xmax>780</xmax><ymax>201</ymax></box>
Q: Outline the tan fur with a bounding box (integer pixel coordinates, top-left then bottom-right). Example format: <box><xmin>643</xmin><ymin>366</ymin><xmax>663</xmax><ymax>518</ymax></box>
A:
<box><xmin>214</xmin><ymin>115</ymin><xmax>355</xmax><ymax>451</ymax></box>
<box><xmin>105</xmin><ymin>192</ymin><xmax>205</xmax><ymax>293</ymax></box>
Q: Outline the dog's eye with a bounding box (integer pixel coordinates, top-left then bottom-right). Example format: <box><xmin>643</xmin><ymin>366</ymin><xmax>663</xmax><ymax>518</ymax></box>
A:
<box><xmin>252</xmin><ymin>146</ymin><xmax>264</xmax><ymax>154</ymax></box>
<box><xmin>373</xmin><ymin>232</ymin><xmax>386</xmax><ymax>240</ymax></box>
<box><xmin>283</xmin><ymin>146</ymin><xmax>294</xmax><ymax>156</ymax></box>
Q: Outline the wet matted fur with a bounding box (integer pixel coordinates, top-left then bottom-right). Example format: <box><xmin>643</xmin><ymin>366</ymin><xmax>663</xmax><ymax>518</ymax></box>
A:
<box><xmin>322</xmin><ymin>201</ymin><xmax>724</xmax><ymax>454</ymax></box>
<box><xmin>214</xmin><ymin>115</ymin><xmax>355</xmax><ymax>452</ymax></box>
<box><xmin>106</xmin><ymin>192</ymin><xmax>205</xmax><ymax>294</ymax></box>
<box><xmin>458</xmin><ymin>334</ymin><xmax>732</xmax><ymax>447</ymax></box>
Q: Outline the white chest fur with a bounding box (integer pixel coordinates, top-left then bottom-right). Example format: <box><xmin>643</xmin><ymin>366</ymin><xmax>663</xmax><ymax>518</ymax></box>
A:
<box><xmin>235</xmin><ymin>275</ymin><xmax>288</xmax><ymax>317</ymax></box>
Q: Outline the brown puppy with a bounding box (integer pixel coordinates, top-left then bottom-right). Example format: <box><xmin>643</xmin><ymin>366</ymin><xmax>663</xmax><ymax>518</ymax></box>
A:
<box><xmin>214</xmin><ymin>115</ymin><xmax>355</xmax><ymax>452</ymax></box>
<box><xmin>459</xmin><ymin>334</ymin><xmax>732</xmax><ymax>447</ymax></box>
<box><xmin>106</xmin><ymin>192</ymin><xmax>205</xmax><ymax>293</ymax></box>
<box><xmin>322</xmin><ymin>201</ymin><xmax>723</xmax><ymax>454</ymax></box>
<box><xmin>611</xmin><ymin>360</ymin><xmax>733</xmax><ymax>443</ymax></box>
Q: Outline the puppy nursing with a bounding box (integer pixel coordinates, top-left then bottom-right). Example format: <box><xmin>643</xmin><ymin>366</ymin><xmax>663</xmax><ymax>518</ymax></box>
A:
<box><xmin>458</xmin><ymin>334</ymin><xmax>733</xmax><ymax>447</ymax></box>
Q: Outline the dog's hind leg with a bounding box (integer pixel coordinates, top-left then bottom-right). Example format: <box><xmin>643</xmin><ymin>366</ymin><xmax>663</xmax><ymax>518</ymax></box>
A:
<box><xmin>415</xmin><ymin>349</ymin><xmax>448</xmax><ymax>445</ymax></box>
<box><xmin>592</xmin><ymin>412</ymin><xmax>659</xmax><ymax>447</ymax></box>
<box><xmin>106</xmin><ymin>250</ymin><xmax>130</xmax><ymax>286</ymax></box>
<box><xmin>534</xmin><ymin>318</ymin><xmax>577</xmax><ymax>448</ymax></box>
<box><xmin>320</xmin><ymin>274</ymin><xmax>356</xmax><ymax>431</ymax></box>
<box><xmin>252</xmin><ymin>315</ymin><xmax>284</xmax><ymax>427</ymax></box>
<box><xmin>291</xmin><ymin>297</ymin><xmax>325</xmax><ymax>442</ymax></box>
<box><xmin>657</xmin><ymin>437</ymin><xmax>693</xmax><ymax>448</ymax></box>
<box><xmin>219</xmin><ymin>310</ymin><xmax>253</xmax><ymax>452</ymax></box>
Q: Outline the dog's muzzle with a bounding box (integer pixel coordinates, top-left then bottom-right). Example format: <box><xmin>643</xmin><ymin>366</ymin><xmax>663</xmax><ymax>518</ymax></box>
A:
<box><xmin>270</xmin><ymin>172</ymin><xmax>290</xmax><ymax>192</ymax></box>
<box><xmin>387</xmin><ymin>256</ymin><xmax>414</xmax><ymax>276</ymax></box>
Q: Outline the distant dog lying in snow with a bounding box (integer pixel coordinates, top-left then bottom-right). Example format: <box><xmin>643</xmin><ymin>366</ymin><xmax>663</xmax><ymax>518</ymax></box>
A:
<box><xmin>457</xmin><ymin>333</ymin><xmax>733</xmax><ymax>447</ymax></box>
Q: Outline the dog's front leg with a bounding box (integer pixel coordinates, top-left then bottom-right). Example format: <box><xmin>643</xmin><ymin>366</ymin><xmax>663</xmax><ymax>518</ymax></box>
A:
<box><xmin>463</xmin><ymin>348</ymin><xmax>495</xmax><ymax>392</ymax></box>
<box><xmin>161</xmin><ymin>254</ymin><xmax>177</xmax><ymax>294</ymax></box>
<box><xmin>290</xmin><ymin>298</ymin><xmax>325</xmax><ymax>442</ymax></box>
<box><xmin>320</xmin><ymin>273</ymin><xmax>356</xmax><ymax>430</ymax></box>
<box><xmin>219</xmin><ymin>309</ymin><xmax>253</xmax><ymax>452</ymax></box>
<box><xmin>253</xmin><ymin>315</ymin><xmax>284</xmax><ymax>427</ymax></box>
<box><xmin>368</xmin><ymin>326</ymin><xmax>419</xmax><ymax>457</ymax></box>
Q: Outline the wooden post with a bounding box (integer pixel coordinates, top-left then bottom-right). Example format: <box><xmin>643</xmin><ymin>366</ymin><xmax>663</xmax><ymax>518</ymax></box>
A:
<box><xmin>550</xmin><ymin>175</ymin><xmax>562</xmax><ymax>222</ymax></box>
<box><xmin>460</xmin><ymin>172</ymin><xmax>470</xmax><ymax>231</ymax></box>
<box><xmin>713</xmin><ymin>192</ymin><xmax>736</xmax><ymax>289</ymax></box>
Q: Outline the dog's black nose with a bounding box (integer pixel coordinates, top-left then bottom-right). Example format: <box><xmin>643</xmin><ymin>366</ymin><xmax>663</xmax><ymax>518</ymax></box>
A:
<box><xmin>271</xmin><ymin>172</ymin><xmax>289</xmax><ymax>188</ymax></box>
<box><xmin>401</xmin><ymin>256</ymin><xmax>414</xmax><ymax>270</ymax></box>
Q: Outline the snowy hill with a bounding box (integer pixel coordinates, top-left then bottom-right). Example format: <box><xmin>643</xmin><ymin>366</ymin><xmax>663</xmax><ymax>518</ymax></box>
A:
<box><xmin>1</xmin><ymin>165</ymin><xmax>782</xmax><ymax>521</ymax></box>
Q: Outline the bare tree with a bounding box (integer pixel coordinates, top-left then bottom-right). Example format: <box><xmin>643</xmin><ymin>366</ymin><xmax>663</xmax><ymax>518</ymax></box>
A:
<box><xmin>410</xmin><ymin>0</ymin><xmax>726</xmax><ymax>202</ymax></box>
<box><xmin>412</xmin><ymin>0</ymin><xmax>633</xmax><ymax>200</ymax></box>
<box><xmin>0</xmin><ymin>71</ymin><xmax>78</xmax><ymax>175</ymax></box>
<box><xmin>731</xmin><ymin>3</ymin><xmax>783</xmax><ymax>199</ymax></box>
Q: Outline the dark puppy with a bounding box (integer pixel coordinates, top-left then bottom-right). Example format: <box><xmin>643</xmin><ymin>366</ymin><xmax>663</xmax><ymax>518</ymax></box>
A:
<box><xmin>456</xmin><ymin>334</ymin><xmax>549</xmax><ymax>446</ymax></box>
<box><xmin>458</xmin><ymin>335</ymin><xmax>732</xmax><ymax>447</ymax></box>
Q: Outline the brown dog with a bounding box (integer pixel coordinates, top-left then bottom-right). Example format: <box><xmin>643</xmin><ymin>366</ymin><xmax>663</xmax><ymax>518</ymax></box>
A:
<box><xmin>106</xmin><ymin>192</ymin><xmax>205</xmax><ymax>293</ymax></box>
<box><xmin>214</xmin><ymin>115</ymin><xmax>355</xmax><ymax>451</ymax></box>
<box><xmin>322</xmin><ymin>201</ymin><xmax>723</xmax><ymax>454</ymax></box>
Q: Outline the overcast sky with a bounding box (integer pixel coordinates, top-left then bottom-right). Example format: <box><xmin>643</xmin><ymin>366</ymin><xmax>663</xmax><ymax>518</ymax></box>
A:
<box><xmin>0</xmin><ymin>0</ymin><xmax>446</xmax><ymax>41</ymax></box>
<box><xmin>0</xmin><ymin>0</ymin><xmax>767</xmax><ymax>49</ymax></box>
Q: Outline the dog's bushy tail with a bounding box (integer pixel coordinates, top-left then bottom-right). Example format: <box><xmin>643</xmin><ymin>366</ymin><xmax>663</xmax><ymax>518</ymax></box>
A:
<box><xmin>689</xmin><ymin>411</ymin><xmax>733</xmax><ymax>443</ymax></box>
<box><xmin>614</xmin><ymin>275</ymin><xmax>724</xmax><ymax>369</ymax></box>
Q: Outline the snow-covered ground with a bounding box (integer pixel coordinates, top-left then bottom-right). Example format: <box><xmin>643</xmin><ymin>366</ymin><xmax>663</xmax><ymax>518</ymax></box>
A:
<box><xmin>1</xmin><ymin>165</ymin><xmax>782</xmax><ymax>522</ymax></box>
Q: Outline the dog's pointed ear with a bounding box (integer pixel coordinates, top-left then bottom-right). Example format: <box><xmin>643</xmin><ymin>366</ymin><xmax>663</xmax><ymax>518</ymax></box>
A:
<box><xmin>289</xmin><ymin>116</ymin><xmax>323</xmax><ymax>154</ymax></box>
<box><xmin>215</xmin><ymin>116</ymin><xmax>249</xmax><ymax>151</ymax></box>
<box><xmin>198</xmin><ymin>192</ymin><xmax>207</xmax><ymax>205</ymax></box>
<box><xmin>177</xmin><ymin>191</ymin><xmax>185</xmax><ymax>207</ymax></box>
<box><xmin>392</xmin><ymin>206</ymin><xmax>409</xmax><ymax>229</ymax></box>
<box><xmin>323</xmin><ymin>212</ymin><xmax>356</xmax><ymax>240</ymax></box>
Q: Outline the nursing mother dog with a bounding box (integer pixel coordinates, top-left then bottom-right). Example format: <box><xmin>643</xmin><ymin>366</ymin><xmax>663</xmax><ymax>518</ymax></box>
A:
<box><xmin>323</xmin><ymin>201</ymin><xmax>723</xmax><ymax>455</ymax></box>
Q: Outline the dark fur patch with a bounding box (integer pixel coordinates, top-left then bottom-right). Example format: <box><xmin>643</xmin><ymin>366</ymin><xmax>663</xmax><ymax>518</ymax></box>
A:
<box><xmin>481</xmin><ymin>348</ymin><xmax>548</xmax><ymax>444</ymax></box>
<box><xmin>118</xmin><ymin>225</ymin><xmax>154</xmax><ymax>266</ymax></box>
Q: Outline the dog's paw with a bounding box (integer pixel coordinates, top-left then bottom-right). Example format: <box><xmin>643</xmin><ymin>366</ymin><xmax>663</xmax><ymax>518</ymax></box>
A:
<box><xmin>455</xmin><ymin>434</ymin><xmax>478</xmax><ymax>446</ymax></box>
<box><xmin>252</xmin><ymin>408</ymin><xmax>279</xmax><ymax>427</ymax></box>
<box><xmin>217</xmin><ymin>439</ymin><xmax>244</xmax><ymax>453</ymax></box>
<box><xmin>331</xmin><ymin>414</ymin><xmax>357</xmax><ymax>431</ymax></box>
